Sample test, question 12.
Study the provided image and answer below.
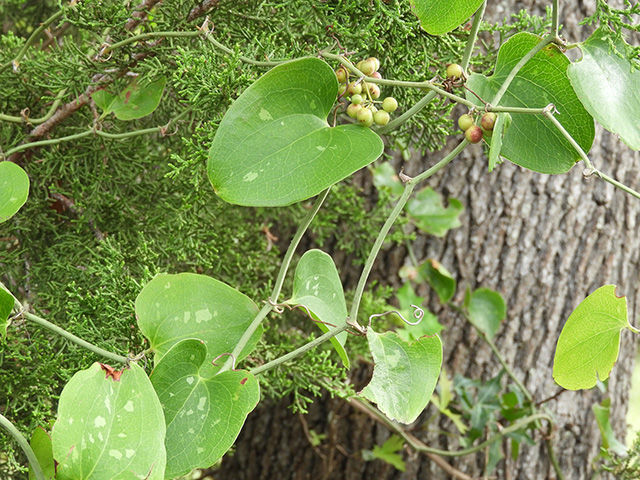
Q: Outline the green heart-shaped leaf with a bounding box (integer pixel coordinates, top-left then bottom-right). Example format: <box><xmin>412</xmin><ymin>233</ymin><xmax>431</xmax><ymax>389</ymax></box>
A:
<box><xmin>405</xmin><ymin>187</ymin><xmax>463</xmax><ymax>237</ymax></box>
<box><xmin>466</xmin><ymin>33</ymin><xmax>595</xmax><ymax>174</ymax></box>
<box><xmin>92</xmin><ymin>76</ymin><xmax>166</xmax><ymax>121</ymax></box>
<box><xmin>410</xmin><ymin>0</ymin><xmax>485</xmax><ymax>35</ymax></box>
<box><xmin>417</xmin><ymin>259</ymin><xmax>456</xmax><ymax>304</ymax></box>
<box><xmin>0</xmin><ymin>161</ymin><xmax>29</xmax><ymax>224</ymax></box>
<box><xmin>553</xmin><ymin>285</ymin><xmax>629</xmax><ymax>390</ymax></box>
<box><xmin>135</xmin><ymin>273</ymin><xmax>261</xmax><ymax>369</ymax></box>
<box><xmin>52</xmin><ymin>362</ymin><xmax>166</xmax><ymax>480</ymax></box>
<box><xmin>28</xmin><ymin>427</ymin><xmax>55</xmax><ymax>480</ymax></box>
<box><xmin>360</xmin><ymin>329</ymin><xmax>442</xmax><ymax>424</ymax></box>
<box><xmin>568</xmin><ymin>27</ymin><xmax>640</xmax><ymax>150</ymax></box>
<box><xmin>0</xmin><ymin>287</ymin><xmax>13</xmax><ymax>341</ymax></box>
<box><xmin>467</xmin><ymin>288</ymin><xmax>506</xmax><ymax>339</ymax></box>
<box><xmin>150</xmin><ymin>339</ymin><xmax>260</xmax><ymax>478</ymax></box>
<box><xmin>286</xmin><ymin>249</ymin><xmax>350</xmax><ymax>367</ymax></box>
<box><xmin>208</xmin><ymin>58</ymin><xmax>383</xmax><ymax>206</ymax></box>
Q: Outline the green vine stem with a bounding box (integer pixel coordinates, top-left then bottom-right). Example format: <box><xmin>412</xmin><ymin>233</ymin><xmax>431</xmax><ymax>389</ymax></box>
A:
<box><xmin>250</xmin><ymin>323</ymin><xmax>350</xmax><ymax>376</ymax></box>
<box><xmin>543</xmin><ymin>108</ymin><xmax>640</xmax><ymax>200</ymax></box>
<box><xmin>450</xmin><ymin>305</ymin><xmax>533</xmax><ymax>402</ymax></box>
<box><xmin>103</xmin><ymin>30</ymin><xmax>288</xmax><ymax>67</ymax></box>
<box><xmin>376</xmin><ymin>91</ymin><xmax>437</xmax><ymax>135</ymax></box>
<box><xmin>552</xmin><ymin>0</ymin><xmax>561</xmax><ymax>40</ymax></box>
<box><xmin>218</xmin><ymin>187</ymin><xmax>332</xmax><ymax>374</ymax></box>
<box><xmin>0</xmin><ymin>89</ymin><xmax>67</xmax><ymax>125</ymax></box>
<box><xmin>0</xmin><ymin>414</ymin><xmax>46</xmax><ymax>480</ymax></box>
<box><xmin>490</xmin><ymin>33</ymin><xmax>556</xmax><ymax>107</ymax></box>
<box><xmin>460</xmin><ymin>1</ymin><xmax>487</xmax><ymax>72</ymax></box>
<box><xmin>24</xmin><ymin>311</ymin><xmax>129</xmax><ymax>364</ymax></box>
<box><xmin>351</xmin><ymin>397</ymin><xmax>556</xmax><ymax>459</ymax></box>
<box><xmin>349</xmin><ymin>140</ymin><xmax>468</xmax><ymax>326</ymax></box>
<box><xmin>0</xmin><ymin>10</ymin><xmax>64</xmax><ymax>74</ymax></box>
<box><xmin>2</xmin><ymin>106</ymin><xmax>193</xmax><ymax>158</ymax></box>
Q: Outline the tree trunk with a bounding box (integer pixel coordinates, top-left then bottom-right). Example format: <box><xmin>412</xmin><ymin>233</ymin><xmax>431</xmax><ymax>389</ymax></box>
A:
<box><xmin>216</xmin><ymin>1</ymin><xmax>640</xmax><ymax>479</ymax></box>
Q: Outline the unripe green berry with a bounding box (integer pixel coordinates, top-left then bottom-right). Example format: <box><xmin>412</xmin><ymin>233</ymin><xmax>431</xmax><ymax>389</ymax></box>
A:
<box><xmin>367</xmin><ymin>83</ymin><xmax>381</xmax><ymax>99</ymax></box>
<box><xmin>336</xmin><ymin>67</ymin><xmax>347</xmax><ymax>83</ymax></box>
<box><xmin>373</xmin><ymin>110</ymin><xmax>390</xmax><ymax>126</ymax></box>
<box><xmin>350</xmin><ymin>94</ymin><xmax>363</xmax><ymax>105</ymax></box>
<box><xmin>360</xmin><ymin>59</ymin><xmax>376</xmax><ymax>76</ymax></box>
<box><xmin>347</xmin><ymin>103</ymin><xmax>363</xmax><ymax>118</ymax></box>
<box><xmin>337</xmin><ymin>83</ymin><xmax>347</xmax><ymax>96</ymax></box>
<box><xmin>446</xmin><ymin>63</ymin><xmax>463</xmax><ymax>79</ymax></box>
<box><xmin>458</xmin><ymin>114</ymin><xmax>474</xmax><ymax>132</ymax></box>
<box><xmin>357</xmin><ymin>107</ymin><xmax>374</xmax><ymax>127</ymax></box>
<box><xmin>367</xmin><ymin>57</ymin><xmax>380</xmax><ymax>72</ymax></box>
<box><xmin>347</xmin><ymin>82</ymin><xmax>362</xmax><ymax>95</ymax></box>
<box><xmin>382</xmin><ymin>97</ymin><xmax>398</xmax><ymax>113</ymax></box>
<box><xmin>481</xmin><ymin>112</ymin><xmax>497</xmax><ymax>131</ymax></box>
<box><xmin>465</xmin><ymin>125</ymin><xmax>483</xmax><ymax>143</ymax></box>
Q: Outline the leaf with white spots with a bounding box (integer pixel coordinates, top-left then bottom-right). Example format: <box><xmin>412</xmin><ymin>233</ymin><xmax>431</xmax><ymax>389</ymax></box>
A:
<box><xmin>51</xmin><ymin>362</ymin><xmax>166</xmax><ymax>480</ymax></box>
<box><xmin>150</xmin><ymin>339</ymin><xmax>260</xmax><ymax>478</ymax></box>
<box><xmin>286</xmin><ymin>250</ymin><xmax>350</xmax><ymax>367</ymax></box>
<box><xmin>135</xmin><ymin>273</ymin><xmax>261</xmax><ymax>371</ymax></box>
<box><xmin>360</xmin><ymin>329</ymin><xmax>442</xmax><ymax>424</ymax></box>
<box><xmin>207</xmin><ymin>57</ymin><xmax>383</xmax><ymax>206</ymax></box>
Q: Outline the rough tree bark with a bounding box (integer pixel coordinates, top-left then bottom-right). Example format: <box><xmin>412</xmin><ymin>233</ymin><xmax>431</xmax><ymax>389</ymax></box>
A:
<box><xmin>216</xmin><ymin>1</ymin><xmax>640</xmax><ymax>479</ymax></box>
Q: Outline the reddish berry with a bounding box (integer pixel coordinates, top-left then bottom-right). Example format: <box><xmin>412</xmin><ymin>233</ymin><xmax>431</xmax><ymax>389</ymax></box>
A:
<box><xmin>465</xmin><ymin>125</ymin><xmax>483</xmax><ymax>143</ymax></box>
<box><xmin>481</xmin><ymin>112</ymin><xmax>497</xmax><ymax>131</ymax></box>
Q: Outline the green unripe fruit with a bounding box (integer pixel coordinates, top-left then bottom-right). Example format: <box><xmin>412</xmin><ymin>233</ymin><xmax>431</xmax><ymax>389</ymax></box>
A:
<box><xmin>347</xmin><ymin>103</ymin><xmax>363</xmax><ymax>118</ymax></box>
<box><xmin>382</xmin><ymin>97</ymin><xmax>398</xmax><ymax>113</ymax></box>
<box><xmin>357</xmin><ymin>107</ymin><xmax>374</xmax><ymax>127</ymax></box>
<box><xmin>367</xmin><ymin>83</ymin><xmax>381</xmax><ymax>99</ymax></box>
<box><xmin>347</xmin><ymin>82</ymin><xmax>362</xmax><ymax>95</ymax></box>
<box><xmin>458</xmin><ymin>114</ymin><xmax>474</xmax><ymax>131</ymax></box>
<box><xmin>360</xmin><ymin>59</ymin><xmax>376</xmax><ymax>76</ymax></box>
<box><xmin>367</xmin><ymin>57</ymin><xmax>380</xmax><ymax>72</ymax></box>
<box><xmin>465</xmin><ymin>125</ymin><xmax>483</xmax><ymax>143</ymax></box>
<box><xmin>337</xmin><ymin>83</ymin><xmax>347</xmax><ymax>96</ymax></box>
<box><xmin>481</xmin><ymin>112</ymin><xmax>497</xmax><ymax>131</ymax></box>
<box><xmin>373</xmin><ymin>110</ymin><xmax>390</xmax><ymax>126</ymax></box>
<box><xmin>350</xmin><ymin>94</ymin><xmax>363</xmax><ymax>105</ymax></box>
<box><xmin>446</xmin><ymin>63</ymin><xmax>463</xmax><ymax>79</ymax></box>
<box><xmin>336</xmin><ymin>67</ymin><xmax>347</xmax><ymax>83</ymax></box>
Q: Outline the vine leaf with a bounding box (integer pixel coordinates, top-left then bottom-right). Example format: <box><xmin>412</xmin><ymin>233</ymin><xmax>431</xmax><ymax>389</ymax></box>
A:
<box><xmin>487</xmin><ymin>112</ymin><xmax>511</xmax><ymax>172</ymax></box>
<box><xmin>466</xmin><ymin>33</ymin><xmax>595</xmax><ymax>174</ymax></box>
<box><xmin>360</xmin><ymin>329</ymin><xmax>442</xmax><ymax>424</ymax></box>
<box><xmin>92</xmin><ymin>76</ymin><xmax>166</xmax><ymax>121</ymax></box>
<box><xmin>593</xmin><ymin>398</ymin><xmax>628</xmax><ymax>456</ymax></box>
<box><xmin>568</xmin><ymin>27</ymin><xmax>640</xmax><ymax>150</ymax></box>
<box><xmin>286</xmin><ymin>249</ymin><xmax>350</xmax><ymax>368</ymax></box>
<box><xmin>405</xmin><ymin>187</ymin><xmax>463</xmax><ymax>237</ymax></box>
<box><xmin>0</xmin><ymin>161</ymin><xmax>29</xmax><ymax>224</ymax></box>
<box><xmin>28</xmin><ymin>427</ymin><xmax>55</xmax><ymax>480</ymax></box>
<box><xmin>553</xmin><ymin>285</ymin><xmax>629</xmax><ymax>390</ymax></box>
<box><xmin>467</xmin><ymin>288</ymin><xmax>506</xmax><ymax>339</ymax></box>
<box><xmin>51</xmin><ymin>362</ymin><xmax>166</xmax><ymax>480</ymax></box>
<box><xmin>418</xmin><ymin>259</ymin><xmax>456</xmax><ymax>304</ymax></box>
<box><xmin>0</xmin><ymin>287</ymin><xmax>13</xmax><ymax>341</ymax></box>
<box><xmin>409</xmin><ymin>0</ymin><xmax>484</xmax><ymax>35</ymax></box>
<box><xmin>149</xmin><ymin>339</ymin><xmax>260</xmax><ymax>479</ymax></box>
<box><xmin>208</xmin><ymin>58</ymin><xmax>383</xmax><ymax>206</ymax></box>
<box><xmin>135</xmin><ymin>273</ymin><xmax>261</xmax><ymax>373</ymax></box>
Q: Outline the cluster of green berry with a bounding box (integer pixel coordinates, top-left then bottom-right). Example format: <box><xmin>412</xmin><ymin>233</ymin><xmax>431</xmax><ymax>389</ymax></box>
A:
<box><xmin>335</xmin><ymin>57</ymin><xmax>398</xmax><ymax>127</ymax></box>
<box><xmin>458</xmin><ymin>111</ymin><xmax>496</xmax><ymax>143</ymax></box>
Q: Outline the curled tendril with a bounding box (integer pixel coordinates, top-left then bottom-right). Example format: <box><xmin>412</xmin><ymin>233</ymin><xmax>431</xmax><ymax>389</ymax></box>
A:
<box><xmin>127</xmin><ymin>351</ymin><xmax>148</xmax><ymax>369</ymax></box>
<box><xmin>212</xmin><ymin>352</ymin><xmax>236</xmax><ymax>370</ymax></box>
<box><xmin>368</xmin><ymin>304</ymin><xmax>425</xmax><ymax>327</ymax></box>
<box><xmin>266</xmin><ymin>297</ymin><xmax>285</xmax><ymax>313</ymax></box>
